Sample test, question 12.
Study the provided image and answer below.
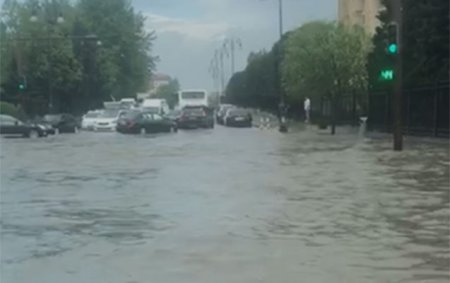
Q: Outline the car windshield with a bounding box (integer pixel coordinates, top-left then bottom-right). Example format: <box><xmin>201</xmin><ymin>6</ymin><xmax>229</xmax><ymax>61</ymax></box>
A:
<box><xmin>183</xmin><ymin>108</ymin><xmax>204</xmax><ymax>116</ymax></box>
<box><xmin>85</xmin><ymin>112</ymin><xmax>100</xmax><ymax>118</ymax></box>
<box><xmin>121</xmin><ymin>110</ymin><xmax>141</xmax><ymax>119</ymax></box>
<box><xmin>43</xmin><ymin>115</ymin><xmax>61</xmax><ymax>122</ymax></box>
<box><xmin>142</xmin><ymin>107</ymin><xmax>159</xmax><ymax>114</ymax></box>
<box><xmin>181</xmin><ymin>91</ymin><xmax>205</xmax><ymax>99</ymax></box>
<box><xmin>100</xmin><ymin>110</ymin><xmax>119</xmax><ymax>118</ymax></box>
<box><xmin>229</xmin><ymin>109</ymin><xmax>248</xmax><ymax>116</ymax></box>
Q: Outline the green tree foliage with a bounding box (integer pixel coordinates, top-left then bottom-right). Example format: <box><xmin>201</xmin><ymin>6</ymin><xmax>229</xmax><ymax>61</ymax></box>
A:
<box><xmin>0</xmin><ymin>101</ymin><xmax>27</xmax><ymax>120</ymax></box>
<box><xmin>225</xmin><ymin>48</ymin><xmax>279</xmax><ymax>112</ymax></box>
<box><xmin>0</xmin><ymin>0</ymin><xmax>156</xmax><ymax>115</ymax></box>
<box><xmin>282</xmin><ymin>21</ymin><xmax>371</xmax><ymax>134</ymax></box>
<box><xmin>153</xmin><ymin>78</ymin><xmax>180</xmax><ymax>109</ymax></box>
<box><xmin>368</xmin><ymin>0</ymin><xmax>449</xmax><ymax>89</ymax></box>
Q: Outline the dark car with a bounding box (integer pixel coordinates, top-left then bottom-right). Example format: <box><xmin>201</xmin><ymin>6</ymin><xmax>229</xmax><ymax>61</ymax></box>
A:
<box><xmin>0</xmin><ymin>114</ymin><xmax>47</xmax><ymax>138</ymax></box>
<box><xmin>178</xmin><ymin>106</ymin><xmax>214</xmax><ymax>129</ymax></box>
<box><xmin>165</xmin><ymin>109</ymin><xmax>182</xmax><ymax>123</ymax></box>
<box><xmin>116</xmin><ymin>111</ymin><xmax>177</xmax><ymax>134</ymax></box>
<box><xmin>29</xmin><ymin>118</ymin><xmax>56</xmax><ymax>135</ymax></box>
<box><xmin>43</xmin><ymin>114</ymin><xmax>78</xmax><ymax>133</ymax></box>
<box><xmin>223</xmin><ymin>109</ymin><xmax>253</xmax><ymax>127</ymax></box>
<box><xmin>216</xmin><ymin>104</ymin><xmax>235</xmax><ymax>125</ymax></box>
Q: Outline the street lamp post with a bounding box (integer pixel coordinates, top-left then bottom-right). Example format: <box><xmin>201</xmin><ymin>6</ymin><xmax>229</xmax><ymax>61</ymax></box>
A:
<box><xmin>392</xmin><ymin>0</ymin><xmax>403</xmax><ymax>151</ymax></box>
<box><xmin>278</xmin><ymin>0</ymin><xmax>283</xmax><ymax>39</ymax></box>
<box><xmin>276</xmin><ymin>0</ymin><xmax>288</xmax><ymax>132</ymax></box>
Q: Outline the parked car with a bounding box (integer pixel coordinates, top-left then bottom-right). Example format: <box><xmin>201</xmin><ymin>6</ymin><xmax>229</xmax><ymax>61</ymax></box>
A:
<box><xmin>116</xmin><ymin>111</ymin><xmax>177</xmax><ymax>134</ymax></box>
<box><xmin>224</xmin><ymin>109</ymin><xmax>253</xmax><ymax>127</ymax></box>
<box><xmin>178</xmin><ymin>106</ymin><xmax>214</xmax><ymax>129</ymax></box>
<box><xmin>0</xmin><ymin>114</ymin><xmax>47</xmax><ymax>138</ymax></box>
<box><xmin>43</xmin><ymin>114</ymin><xmax>78</xmax><ymax>133</ymax></box>
<box><xmin>36</xmin><ymin>122</ymin><xmax>55</xmax><ymax>135</ymax></box>
<box><xmin>93</xmin><ymin>109</ymin><xmax>125</xmax><ymax>132</ymax></box>
<box><xmin>28</xmin><ymin>117</ymin><xmax>56</xmax><ymax>135</ymax></box>
<box><xmin>81</xmin><ymin>110</ymin><xmax>103</xmax><ymax>130</ymax></box>
<box><xmin>216</xmin><ymin>104</ymin><xmax>235</xmax><ymax>125</ymax></box>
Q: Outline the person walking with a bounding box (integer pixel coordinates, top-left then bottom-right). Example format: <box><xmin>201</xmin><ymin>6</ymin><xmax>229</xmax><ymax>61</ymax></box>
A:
<box><xmin>304</xmin><ymin>97</ymin><xmax>311</xmax><ymax>123</ymax></box>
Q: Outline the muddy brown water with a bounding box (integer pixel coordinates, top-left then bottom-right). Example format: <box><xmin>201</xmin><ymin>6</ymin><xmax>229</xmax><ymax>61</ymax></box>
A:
<box><xmin>1</xmin><ymin>125</ymin><xmax>448</xmax><ymax>282</ymax></box>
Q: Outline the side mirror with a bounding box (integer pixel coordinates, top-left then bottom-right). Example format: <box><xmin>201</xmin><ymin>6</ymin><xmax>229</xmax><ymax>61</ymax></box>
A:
<box><xmin>14</xmin><ymin>121</ymin><xmax>19</xmax><ymax>126</ymax></box>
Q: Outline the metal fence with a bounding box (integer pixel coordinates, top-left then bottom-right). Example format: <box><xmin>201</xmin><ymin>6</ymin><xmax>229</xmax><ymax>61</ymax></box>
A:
<box><xmin>368</xmin><ymin>82</ymin><xmax>449</xmax><ymax>137</ymax></box>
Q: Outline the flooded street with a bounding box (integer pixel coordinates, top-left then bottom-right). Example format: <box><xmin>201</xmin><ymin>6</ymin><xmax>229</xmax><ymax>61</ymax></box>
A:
<box><xmin>1</xmin><ymin>126</ymin><xmax>449</xmax><ymax>283</ymax></box>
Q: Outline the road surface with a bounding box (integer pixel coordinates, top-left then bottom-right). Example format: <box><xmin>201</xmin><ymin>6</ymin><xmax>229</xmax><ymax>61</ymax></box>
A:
<box><xmin>1</xmin><ymin>125</ymin><xmax>449</xmax><ymax>282</ymax></box>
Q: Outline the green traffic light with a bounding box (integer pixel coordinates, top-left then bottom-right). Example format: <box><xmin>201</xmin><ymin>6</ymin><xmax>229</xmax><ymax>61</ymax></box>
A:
<box><xmin>388</xmin><ymin>43</ymin><xmax>398</xmax><ymax>54</ymax></box>
<box><xmin>18</xmin><ymin>84</ymin><xmax>25</xmax><ymax>90</ymax></box>
<box><xmin>380</xmin><ymin>69</ymin><xmax>394</xmax><ymax>81</ymax></box>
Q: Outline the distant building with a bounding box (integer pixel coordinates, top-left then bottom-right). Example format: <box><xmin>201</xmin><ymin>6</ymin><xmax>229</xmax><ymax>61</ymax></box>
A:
<box><xmin>149</xmin><ymin>73</ymin><xmax>171</xmax><ymax>96</ymax></box>
<box><xmin>338</xmin><ymin>0</ymin><xmax>383</xmax><ymax>35</ymax></box>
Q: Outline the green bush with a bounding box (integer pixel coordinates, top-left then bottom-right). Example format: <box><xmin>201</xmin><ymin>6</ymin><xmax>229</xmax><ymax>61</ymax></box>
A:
<box><xmin>0</xmin><ymin>101</ymin><xmax>27</xmax><ymax>120</ymax></box>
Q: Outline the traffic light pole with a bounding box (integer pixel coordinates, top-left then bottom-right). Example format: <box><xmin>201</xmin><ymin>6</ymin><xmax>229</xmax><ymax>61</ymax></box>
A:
<box><xmin>392</xmin><ymin>0</ymin><xmax>403</xmax><ymax>151</ymax></box>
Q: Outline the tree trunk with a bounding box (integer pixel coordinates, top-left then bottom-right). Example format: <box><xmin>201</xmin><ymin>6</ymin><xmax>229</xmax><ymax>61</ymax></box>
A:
<box><xmin>331</xmin><ymin>95</ymin><xmax>337</xmax><ymax>135</ymax></box>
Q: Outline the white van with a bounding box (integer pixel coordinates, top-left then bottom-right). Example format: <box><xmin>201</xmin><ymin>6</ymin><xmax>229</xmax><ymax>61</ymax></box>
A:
<box><xmin>119</xmin><ymin>98</ymin><xmax>136</xmax><ymax>109</ymax></box>
<box><xmin>141</xmin><ymin>99</ymin><xmax>170</xmax><ymax>116</ymax></box>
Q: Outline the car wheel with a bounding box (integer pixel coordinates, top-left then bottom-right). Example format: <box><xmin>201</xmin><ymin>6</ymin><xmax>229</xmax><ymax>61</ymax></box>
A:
<box><xmin>28</xmin><ymin>129</ymin><xmax>39</xmax><ymax>138</ymax></box>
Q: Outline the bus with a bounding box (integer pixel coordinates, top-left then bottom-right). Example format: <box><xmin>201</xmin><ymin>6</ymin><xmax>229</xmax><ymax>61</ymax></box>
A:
<box><xmin>178</xmin><ymin>89</ymin><xmax>208</xmax><ymax>109</ymax></box>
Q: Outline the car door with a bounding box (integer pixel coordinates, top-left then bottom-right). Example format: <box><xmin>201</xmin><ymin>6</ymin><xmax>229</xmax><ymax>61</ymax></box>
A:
<box><xmin>0</xmin><ymin>116</ymin><xmax>15</xmax><ymax>135</ymax></box>
<box><xmin>0</xmin><ymin>116</ymin><xmax>27</xmax><ymax>136</ymax></box>
<box><xmin>151</xmin><ymin>114</ymin><xmax>167</xmax><ymax>132</ymax></box>
<box><xmin>140</xmin><ymin>113</ymin><xmax>155</xmax><ymax>133</ymax></box>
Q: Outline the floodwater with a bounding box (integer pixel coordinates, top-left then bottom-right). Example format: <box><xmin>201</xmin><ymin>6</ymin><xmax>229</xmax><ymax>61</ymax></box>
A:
<box><xmin>1</xmin><ymin>125</ymin><xmax>449</xmax><ymax>283</ymax></box>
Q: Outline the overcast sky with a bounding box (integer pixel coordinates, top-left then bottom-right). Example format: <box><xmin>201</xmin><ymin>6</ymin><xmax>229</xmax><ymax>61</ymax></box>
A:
<box><xmin>132</xmin><ymin>0</ymin><xmax>337</xmax><ymax>90</ymax></box>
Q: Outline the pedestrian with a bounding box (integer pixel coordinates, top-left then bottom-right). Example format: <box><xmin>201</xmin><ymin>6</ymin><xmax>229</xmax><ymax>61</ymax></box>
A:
<box><xmin>304</xmin><ymin>97</ymin><xmax>311</xmax><ymax>123</ymax></box>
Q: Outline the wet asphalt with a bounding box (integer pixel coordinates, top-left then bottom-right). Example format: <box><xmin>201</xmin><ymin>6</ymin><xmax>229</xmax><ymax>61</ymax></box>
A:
<box><xmin>1</xmin><ymin>124</ymin><xmax>449</xmax><ymax>283</ymax></box>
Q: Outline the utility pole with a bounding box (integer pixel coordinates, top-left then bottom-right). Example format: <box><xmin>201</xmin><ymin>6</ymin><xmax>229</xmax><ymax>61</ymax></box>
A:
<box><xmin>219</xmin><ymin>48</ymin><xmax>226</xmax><ymax>97</ymax></box>
<box><xmin>392</xmin><ymin>0</ymin><xmax>403</xmax><ymax>151</ymax></box>
<box><xmin>224</xmin><ymin>37</ymin><xmax>242</xmax><ymax>76</ymax></box>
<box><xmin>278</xmin><ymin>0</ymin><xmax>283</xmax><ymax>39</ymax></box>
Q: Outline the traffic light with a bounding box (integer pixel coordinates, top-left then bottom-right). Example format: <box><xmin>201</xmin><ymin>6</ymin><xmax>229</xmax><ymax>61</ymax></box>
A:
<box><xmin>386</xmin><ymin>23</ymin><xmax>398</xmax><ymax>55</ymax></box>
<box><xmin>18</xmin><ymin>75</ymin><xmax>27</xmax><ymax>91</ymax></box>
<box><xmin>379</xmin><ymin>69</ymin><xmax>394</xmax><ymax>81</ymax></box>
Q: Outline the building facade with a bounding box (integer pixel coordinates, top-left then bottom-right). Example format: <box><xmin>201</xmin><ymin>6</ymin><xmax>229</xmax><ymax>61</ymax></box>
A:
<box><xmin>149</xmin><ymin>73</ymin><xmax>171</xmax><ymax>96</ymax></box>
<box><xmin>338</xmin><ymin>0</ymin><xmax>383</xmax><ymax>35</ymax></box>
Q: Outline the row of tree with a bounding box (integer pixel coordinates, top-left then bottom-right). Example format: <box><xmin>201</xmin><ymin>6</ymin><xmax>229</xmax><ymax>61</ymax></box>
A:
<box><xmin>225</xmin><ymin>0</ymin><xmax>449</xmax><ymax>132</ymax></box>
<box><xmin>1</xmin><ymin>0</ymin><xmax>156</xmax><ymax>116</ymax></box>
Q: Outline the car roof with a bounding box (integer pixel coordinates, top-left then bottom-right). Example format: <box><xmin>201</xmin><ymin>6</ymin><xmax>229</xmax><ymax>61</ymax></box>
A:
<box><xmin>227</xmin><ymin>108</ymin><xmax>248</xmax><ymax>114</ymax></box>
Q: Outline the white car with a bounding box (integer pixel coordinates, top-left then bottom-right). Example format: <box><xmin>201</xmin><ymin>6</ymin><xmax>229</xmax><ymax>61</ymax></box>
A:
<box><xmin>93</xmin><ymin>109</ymin><xmax>126</xmax><ymax>132</ymax></box>
<box><xmin>81</xmin><ymin>110</ymin><xmax>103</xmax><ymax>130</ymax></box>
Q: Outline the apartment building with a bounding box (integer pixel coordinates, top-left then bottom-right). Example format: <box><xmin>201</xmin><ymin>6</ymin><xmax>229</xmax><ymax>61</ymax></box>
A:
<box><xmin>338</xmin><ymin>0</ymin><xmax>383</xmax><ymax>35</ymax></box>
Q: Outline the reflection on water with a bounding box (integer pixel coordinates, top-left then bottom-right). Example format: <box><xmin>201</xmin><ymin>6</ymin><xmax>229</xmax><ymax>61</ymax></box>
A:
<box><xmin>1</xmin><ymin>128</ymin><xmax>449</xmax><ymax>282</ymax></box>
